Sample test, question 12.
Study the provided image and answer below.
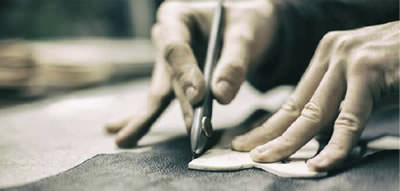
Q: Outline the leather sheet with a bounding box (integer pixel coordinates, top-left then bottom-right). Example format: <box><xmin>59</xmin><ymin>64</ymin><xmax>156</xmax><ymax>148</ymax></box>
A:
<box><xmin>2</xmin><ymin>108</ymin><xmax>398</xmax><ymax>191</ymax></box>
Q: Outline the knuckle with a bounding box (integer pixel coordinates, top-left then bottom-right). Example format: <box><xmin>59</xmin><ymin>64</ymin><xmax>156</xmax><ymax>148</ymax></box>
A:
<box><xmin>319</xmin><ymin>31</ymin><xmax>344</xmax><ymax>50</ymax></box>
<box><xmin>334</xmin><ymin>34</ymin><xmax>354</xmax><ymax>53</ymax></box>
<box><xmin>280</xmin><ymin>97</ymin><xmax>302</xmax><ymax>117</ymax></box>
<box><xmin>163</xmin><ymin>42</ymin><xmax>191</xmax><ymax>64</ymax></box>
<box><xmin>300</xmin><ymin>102</ymin><xmax>323</xmax><ymax>123</ymax></box>
<box><xmin>157</xmin><ymin>3</ymin><xmax>172</xmax><ymax>21</ymax></box>
<box><xmin>312</xmin><ymin>31</ymin><xmax>341</xmax><ymax>66</ymax></box>
<box><xmin>349</xmin><ymin>50</ymin><xmax>380</xmax><ymax>75</ymax></box>
<box><xmin>334</xmin><ymin>112</ymin><xmax>361</xmax><ymax>133</ymax></box>
<box><xmin>157</xmin><ymin>2</ymin><xmax>187</xmax><ymax>22</ymax></box>
<box><xmin>321</xmin><ymin>31</ymin><xmax>340</xmax><ymax>45</ymax></box>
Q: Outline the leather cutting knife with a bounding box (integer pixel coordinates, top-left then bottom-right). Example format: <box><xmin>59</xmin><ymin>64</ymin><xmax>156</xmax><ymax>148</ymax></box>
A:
<box><xmin>190</xmin><ymin>0</ymin><xmax>225</xmax><ymax>158</ymax></box>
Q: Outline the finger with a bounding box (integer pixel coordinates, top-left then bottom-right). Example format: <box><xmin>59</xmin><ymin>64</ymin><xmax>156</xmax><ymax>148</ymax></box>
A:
<box><xmin>115</xmin><ymin>57</ymin><xmax>174</xmax><ymax>148</ymax></box>
<box><xmin>314</xmin><ymin>119</ymin><xmax>335</xmax><ymax>143</ymax></box>
<box><xmin>165</xmin><ymin>43</ymin><xmax>206</xmax><ymax>105</ymax></box>
<box><xmin>155</xmin><ymin>3</ymin><xmax>205</xmax><ymax>105</ymax></box>
<box><xmin>153</xmin><ymin>24</ymin><xmax>194</xmax><ymax>131</ymax></box>
<box><xmin>105</xmin><ymin>56</ymin><xmax>173</xmax><ymax>134</ymax></box>
<box><xmin>307</xmin><ymin>77</ymin><xmax>373</xmax><ymax>171</ymax></box>
<box><xmin>250</xmin><ymin>63</ymin><xmax>346</xmax><ymax>162</ymax></box>
<box><xmin>105</xmin><ymin>117</ymin><xmax>131</xmax><ymax>134</ymax></box>
<box><xmin>172</xmin><ymin>77</ymin><xmax>194</xmax><ymax>132</ymax></box>
<box><xmin>211</xmin><ymin>21</ymin><xmax>252</xmax><ymax>104</ymax></box>
<box><xmin>232</xmin><ymin>45</ymin><xmax>330</xmax><ymax>151</ymax></box>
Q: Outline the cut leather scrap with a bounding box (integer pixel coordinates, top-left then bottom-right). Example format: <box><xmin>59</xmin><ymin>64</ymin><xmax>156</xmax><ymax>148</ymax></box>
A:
<box><xmin>189</xmin><ymin>136</ymin><xmax>400</xmax><ymax>178</ymax></box>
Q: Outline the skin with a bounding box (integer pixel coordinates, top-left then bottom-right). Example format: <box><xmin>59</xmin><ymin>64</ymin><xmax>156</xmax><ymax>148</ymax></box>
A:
<box><xmin>233</xmin><ymin>21</ymin><xmax>400</xmax><ymax>171</ymax></box>
<box><xmin>106</xmin><ymin>0</ymin><xmax>399</xmax><ymax>171</ymax></box>
<box><xmin>105</xmin><ymin>0</ymin><xmax>279</xmax><ymax>148</ymax></box>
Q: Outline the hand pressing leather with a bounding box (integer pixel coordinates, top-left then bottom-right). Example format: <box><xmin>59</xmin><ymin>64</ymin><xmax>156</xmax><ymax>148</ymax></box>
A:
<box><xmin>105</xmin><ymin>0</ymin><xmax>278</xmax><ymax>148</ymax></box>
<box><xmin>232</xmin><ymin>21</ymin><xmax>399</xmax><ymax>171</ymax></box>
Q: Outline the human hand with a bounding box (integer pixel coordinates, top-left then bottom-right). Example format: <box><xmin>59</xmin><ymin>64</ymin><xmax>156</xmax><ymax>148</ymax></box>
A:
<box><xmin>105</xmin><ymin>0</ymin><xmax>278</xmax><ymax>148</ymax></box>
<box><xmin>232</xmin><ymin>21</ymin><xmax>399</xmax><ymax>171</ymax></box>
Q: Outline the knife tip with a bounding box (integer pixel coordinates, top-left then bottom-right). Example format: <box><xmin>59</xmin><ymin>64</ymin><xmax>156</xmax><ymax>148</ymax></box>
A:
<box><xmin>192</xmin><ymin>152</ymin><xmax>200</xmax><ymax>159</ymax></box>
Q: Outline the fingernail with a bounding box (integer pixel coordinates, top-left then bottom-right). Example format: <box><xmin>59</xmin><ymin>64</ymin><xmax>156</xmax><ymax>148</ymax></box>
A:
<box><xmin>308</xmin><ymin>155</ymin><xmax>329</xmax><ymax>170</ymax></box>
<box><xmin>253</xmin><ymin>146</ymin><xmax>266</xmax><ymax>154</ymax></box>
<box><xmin>185</xmin><ymin>86</ymin><xmax>198</xmax><ymax>102</ymax></box>
<box><xmin>250</xmin><ymin>147</ymin><xmax>269</xmax><ymax>161</ymax></box>
<box><xmin>232</xmin><ymin>136</ymin><xmax>245</xmax><ymax>148</ymax></box>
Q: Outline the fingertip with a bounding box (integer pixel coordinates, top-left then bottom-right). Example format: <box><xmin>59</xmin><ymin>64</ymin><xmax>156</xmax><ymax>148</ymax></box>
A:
<box><xmin>232</xmin><ymin>123</ymin><xmax>283</xmax><ymax>152</ymax></box>
<box><xmin>251</xmin><ymin>135</ymin><xmax>306</xmax><ymax>163</ymax></box>
<box><xmin>115</xmin><ymin>122</ymin><xmax>142</xmax><ymax>148</ymax></box>
<box><xmin>104</xmin><ymin>118</ymin><xmax>130</xmax><ymax>134</ymax></box>
<box><xmin>249</xmin><ymin>148</ymin><xmax>264</xmax><ymax>162</ymax></box>
<box><xmin>212</xmin><ymin>59</ymin><xmax>247</xmax><ymax>105</ymax></box>
<box><xmin>212</xmin><ymin>80</ymin><xmax>237</xmax><ymax>104</ymax></box>
<box><xmin>249</xmin><ymin>146</ymin><xmax>274</xmax><ymax>162</ymax></box>
<box><xmin>306</xmin><ymin>155</ymin><xmax>328</xmax><ymax>172</ymax></box>
<box><xmin>231</xmin><ymin>136</ymin><xmax>251</xmax><ymax>151</ymax></box>
<box><xmin>307</xmin><ymin>145</ymin><xmax>348</xmax><ymax>171</ymax></box>
<box><xmin>115</xmin><ymin>134</ymin><xmax>138</xmax><ymax>148</ymax></box>
<box><xmin>105</xmin><ymin>124</ymin><xmax>121</xmax><ymax>134</ymax></box>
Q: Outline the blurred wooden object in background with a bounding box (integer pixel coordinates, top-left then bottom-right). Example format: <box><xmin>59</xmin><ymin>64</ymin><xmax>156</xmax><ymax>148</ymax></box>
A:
<box><xmin>0</xmin><ymin>39</ymin><xmax>155</xmax><ymax>97</ymax></box>
<box><xmin>0</xmin><ymin>41</ymin><xmax>34</xmax><ymax>88</ymax></box>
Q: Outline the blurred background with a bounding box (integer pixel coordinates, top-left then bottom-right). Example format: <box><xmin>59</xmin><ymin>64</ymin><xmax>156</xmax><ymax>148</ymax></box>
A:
<box><xmin>0</xmin><ymin>0</ymin><xmax>165</xmax><ymax>99</ymax></box>
<box><xmin>0</xmin><ymin>0</ymin><xmax>164</xmax><ymax>38</ymax></box>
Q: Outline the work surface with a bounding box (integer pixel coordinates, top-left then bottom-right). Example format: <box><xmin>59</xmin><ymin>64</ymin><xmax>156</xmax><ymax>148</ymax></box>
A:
<box><xmin>0</xmin><ymin>78</ymin><xmax>398</xmax><ymax>191</ymax></box>
<box><xmin>0</xmin><ymin>78</ymin><xmax>291</xmax><ymax>188</ymax></box>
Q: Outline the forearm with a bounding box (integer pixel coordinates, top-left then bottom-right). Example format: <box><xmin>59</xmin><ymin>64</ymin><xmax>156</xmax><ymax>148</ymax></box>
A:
<box><xmin>249</xmin><ymin>0</ymin><xmax>399</xmax><ymax>91</ymax></box>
